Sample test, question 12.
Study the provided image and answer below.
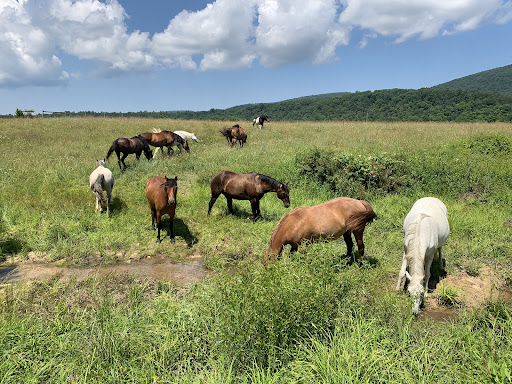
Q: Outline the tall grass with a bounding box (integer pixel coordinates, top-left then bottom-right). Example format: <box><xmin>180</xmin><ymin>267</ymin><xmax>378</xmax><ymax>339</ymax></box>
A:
<box><xmin>0</xmin><ymin>118</ymin><xmax>511</xmax><ymax>382</ymax></box>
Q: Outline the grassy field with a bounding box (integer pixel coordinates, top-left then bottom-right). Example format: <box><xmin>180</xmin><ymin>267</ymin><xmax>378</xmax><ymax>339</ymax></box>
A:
<box><xmin>1</xmin><ymin>118</ymin><xmax>512</xmax><ymax>383</ymax></box>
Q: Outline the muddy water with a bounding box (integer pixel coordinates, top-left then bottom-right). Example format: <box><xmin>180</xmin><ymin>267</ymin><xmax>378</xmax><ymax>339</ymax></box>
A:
<box><xmin>0</xmin><ymin>255</ymin><xmax>209</xmax><ymax>286</ymax></box>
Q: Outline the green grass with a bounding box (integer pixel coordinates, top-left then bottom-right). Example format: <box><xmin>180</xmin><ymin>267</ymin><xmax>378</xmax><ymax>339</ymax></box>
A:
<box><xmin>0</xmin><ymin>118</ymin><xmax>512</xmax><ymax>382</ymax></box>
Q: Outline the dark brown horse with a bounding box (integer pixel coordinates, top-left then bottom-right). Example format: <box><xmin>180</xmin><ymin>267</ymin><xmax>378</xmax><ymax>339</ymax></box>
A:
<box><xmin>208</xmin><ymin>170</ymin><xmax>290</xmax><ymax>221</ymax></box>
<box><xmin>264</xmin><ymin>197</ymin><xmax>376</xmax><ymax>265</ymax></box>
<box><xmin>140</xmin><ymin>130</ymin><xmax>190</xmax><ymax>156</ymax></box>
<box><xmin>220</xmin><ymin>124</ymin><xmax>247</xmax><ymax>147</ymax></box>
<box><xmin>106</xmin><ymin>135</ymin><xmax>152</xmax><ymax>171</ymax></box>
<box><xmin>146</xmin><ymin>176</ymin><xmax>178</xmax><ymax>243</ymax></box>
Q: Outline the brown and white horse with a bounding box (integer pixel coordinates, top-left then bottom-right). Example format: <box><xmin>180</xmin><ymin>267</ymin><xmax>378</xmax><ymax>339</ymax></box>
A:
<box><xmin>252</xmin><ymin>115</ymin><xmax>269</xmax><ymax>129</ymax></box>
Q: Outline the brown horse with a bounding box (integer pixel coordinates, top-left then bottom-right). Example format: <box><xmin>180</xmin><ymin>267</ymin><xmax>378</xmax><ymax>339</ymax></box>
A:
<box><xmin>140</xmin><ymin>131</ymin><xmax>190</xmax><ymax>156</ymax></box>
<box><xmin>220</xmin><ymin>124</ymin><xmax>247</xmax><ymax>147</ymax></box>
<box><xmin>208</xmin><ymin>170</ymin><xmax>290</xmax><ymax>221</ymax></box>
<box><xmin>145</xmin><ymin>176</ymin><xmax>178</xmax><ymax>243</ymax></box>
<box><xmin>264</xmin><ymin>197</ymin><xmax>376</xmax><ymax>265</ymax></box>
<box><xmin>106</xmin><ymin>135</ymin><xmax>152</xmax><ymax>171</ymax></box>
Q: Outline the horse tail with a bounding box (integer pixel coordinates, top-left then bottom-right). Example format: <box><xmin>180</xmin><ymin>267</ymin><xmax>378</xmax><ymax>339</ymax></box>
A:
<box><xmin>91</xmin><ymin>174</ymin><xmax>107</xmax><ymax>205</ymax></box>
<box><xmin>106</xmin><ymin>140</ymin><xmax>118</xmax><ymax>159</ymax></box>
<box><xmin>347</xmin><ymin>201</ymin><xmax>377</xmax><ymax>233</ymax></box>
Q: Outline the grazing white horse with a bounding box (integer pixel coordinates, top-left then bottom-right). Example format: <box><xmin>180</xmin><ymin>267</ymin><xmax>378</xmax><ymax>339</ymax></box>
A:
<box><xmin>173</xmin><ymin>131</ymin><xmax>200</xmax><ymax>143</ymax></box>
<box><xmin>396</xmin><ymin>197</ymin><xmax>450</xmax><ymax>315</ymax></box>
<box><xmin>89</xmin><ymin>159</ymin><xmax>114</xmax><ymax>216</ymax></box>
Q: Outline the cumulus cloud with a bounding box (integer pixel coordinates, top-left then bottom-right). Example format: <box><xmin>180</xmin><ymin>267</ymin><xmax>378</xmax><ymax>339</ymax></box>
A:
<box><xmin>0</xmin><ymin>0</ymin><xmax>511</xmax><ymax>87</ymax></box>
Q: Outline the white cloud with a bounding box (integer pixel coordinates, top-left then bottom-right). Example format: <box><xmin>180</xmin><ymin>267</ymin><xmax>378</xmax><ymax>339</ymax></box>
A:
<box><xmin>0</xmin><ymin>0</ymin><xmax>511</xmax><ymax>87</ymax></box>
<box><xmin>338</xmin><ymin>0</ymin><xmax>511</xmax><ymax>43</ymax></box>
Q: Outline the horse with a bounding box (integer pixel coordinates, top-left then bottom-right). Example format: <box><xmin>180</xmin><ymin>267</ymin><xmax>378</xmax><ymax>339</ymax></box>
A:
<box><xmin>106</xmin><ymin>135</ymin><xmax>152</xmax><ymax>171</ymax></box>
<box><xmin>220</xmin><ymin>125</ymin><xmax>247</xmax><ymax>147</ymax></box>
<box><xmin>253</xmin><ymin>115</ymin><xmax>269</xmax><ymax>129</ymax></box>
<box><xmin>264</xmin><ymin>197</ymin><xmax>376</xmax><ymax>266</ymax></box>
<box><xmin>89</xmin><ymin>159</ymin><xmax>114</xmax><ymax>216</ymax></box>
<box><xmin>396</xmin><ymin>197</ymin><xmax>450</xmax><ymax>315</ymax></box>
<box><xmin>174</xmin><ymin>131</ymin><xmax>200</xmax><ymax>143</ymax></box>
<box><xmin>140</xmin><ymin>130</ymin><xmax>190</xmax><ymax>157</ymax></box>
<box><xmin>145</xmin><ymin>176</ymin><xmax>178</xmax><ymax>243</ymax></box>
<box><xmin>208</xmin><ymin>170</ymin><xmax>290</xmax><ymax>221</ymax></box>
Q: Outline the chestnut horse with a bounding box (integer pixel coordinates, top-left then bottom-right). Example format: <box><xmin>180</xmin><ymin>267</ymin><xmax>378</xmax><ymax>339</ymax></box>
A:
<box><xmin>106</xmin><ymin>135</ymin><xmax>152</xmax><ymax>171</ymax></box>
<box><xmin>140</xmin><ymin>130</ymin><xmax>190</xmax><ymax>157</ymax></box>
<box><xmin>220</xmin><ymin>124</ymin><xmax>247</xmax><ymax>147</ymax></box>
<box><xmin>208</xmin><ymin>170</ymin><xmax>290</xmax><ymax>221</ymax></box>
<box><xmin>264</xmin><ymin>197</ymin><xmax>376</xmax><ymax>265</ymax></box>
<box><xmin>146</xmin><ymin>176</ymin><xmax>178</xmax><ymax>243</ymax></box>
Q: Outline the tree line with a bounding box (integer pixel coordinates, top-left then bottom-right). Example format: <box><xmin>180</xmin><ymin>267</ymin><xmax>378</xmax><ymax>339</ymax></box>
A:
<box><xmin>6</xmin><ymin>88</ymin><xmax>512</xmax><ymax>122</ymax></box>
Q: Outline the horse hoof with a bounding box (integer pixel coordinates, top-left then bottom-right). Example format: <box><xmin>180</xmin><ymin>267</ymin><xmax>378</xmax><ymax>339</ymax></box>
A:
<box><xmin>156</xmin><ymin>239</ymin><xmax>161</xmax><ymax>244</ymax></box>
<box><xmin>171</xmin><ymin>238</ymin><xmax>175</xmax><ymax>244</ymax></box>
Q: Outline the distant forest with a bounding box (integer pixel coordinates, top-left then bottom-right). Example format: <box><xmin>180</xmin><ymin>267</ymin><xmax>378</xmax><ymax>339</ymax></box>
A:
<box><xmin>4</xmin><ymin>63</ymin><xmax>512</xmax><ymax>122</ymax></box>
<box><xmin>32</xmin><ymin>88</ymin><xmax>512</xmax><ymax>123</ymax></box>
<box><xmin>432</xmin><ymin>64</ymin><xmax>512</xmax><ymax>96</ymax></box>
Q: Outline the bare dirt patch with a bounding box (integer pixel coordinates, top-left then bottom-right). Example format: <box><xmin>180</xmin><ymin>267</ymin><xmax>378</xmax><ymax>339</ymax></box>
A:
<box><xmin>421</xmin><ymin>266</ymin><xmax>512</xmax><ymax>320</ymax></box>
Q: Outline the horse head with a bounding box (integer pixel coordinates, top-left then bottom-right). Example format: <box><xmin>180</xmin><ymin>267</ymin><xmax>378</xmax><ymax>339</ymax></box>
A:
<box><xmin>277</xmin><ymin>182</ymin><xmax>290</xmax><ymax>208</ymax></box>
<box><xmin>163</xmin><ymin>176</ymin><xmax>178</xmax><ymax>206</ymax></box>
<box><xmin>140</xmin><ymin>137</ymin><xmax>153</xmax><ymax>160</ymax></box>
<box><xmin>182</xmin><ymin>138</ymin><xmax>190</xmax><ymax>153</ymax></box>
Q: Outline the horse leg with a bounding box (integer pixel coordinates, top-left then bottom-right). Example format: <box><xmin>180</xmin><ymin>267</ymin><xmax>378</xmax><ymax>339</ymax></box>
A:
<box><xmin>106</xmin><ymin>189</ymin><xmax>112</xmax><ymax>217</ymax></box>
<box><xmin>169</xmin><ymin>216</ymin><xmax>175</xmax><ymax>243</ymax></box>
<box><xmin>249</xmin><ymin>199</ymin><xmax>260</xmax><ymax>221</ymax></box>
<box><xmin>116</xmin><ymin>151</ymin><xmax>122</xmax><ymax>171</ymax></box>
<box><xmin>135</xmin><ymin>151</ymin><xmax>141</xmax><ymax>161</ymax></box>
<box><xmin>156</xmin><ymin>212</ymin><xmax>162</xmax><ymax>243</ymax></box>
<box><xmin>353</xmin><ymin>230</ymin><xmax>365</xmax><ymax>266</ymax></box>
<box><xmin>226</xmin><ymin>196</ymin><xmax>235</xmax><ymax>215</ymax></box>
<box><xmin>120</xmin><ymin>153</ymin><xmax>128</xmax><ymax>170</ymax></box>
<box><xmin>150</xmin><ymin>208</ymin><xmax>156</xmax><ymax>230</ymax></box>
<box><xmin>424</xmin><ymin>251</ymin><xmax>435</xmax><ymax>295</ymax></box>
<box><xmin>343</xmin><ymin>231</ymin><xmax>354</xmax><ymax>257</ymax></box>
<box><xmin>208</xmin><ymin>194</ymin><xmax>219</xmax><ymax>216</ymax></box>
<box><xmin>167</xmin><ymin>146</ymin><xmax>174</xmax><ymax>156</ymax></box>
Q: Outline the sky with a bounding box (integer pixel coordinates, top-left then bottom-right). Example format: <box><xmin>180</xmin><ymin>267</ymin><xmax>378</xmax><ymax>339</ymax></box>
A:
<box><xmin>1</xmin><ymin>0</ymin><xmax>512</xmax><ymax>115</ymax></box>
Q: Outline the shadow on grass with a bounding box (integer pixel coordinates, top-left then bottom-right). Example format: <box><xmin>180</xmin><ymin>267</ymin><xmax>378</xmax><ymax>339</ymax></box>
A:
<box><xmin>154</xmin><ymin>217</ymin><xmax>197</xmax><ymax>247</ymax></box>
<box><xmin>0</xmin><ymin>237</ymin><xmax>24</xmax><ymax>262</ymax></box>
<box><xmin>109</xmin><ymin>197</ymin><xmax>127</xmax><ymax>216</ymax></box>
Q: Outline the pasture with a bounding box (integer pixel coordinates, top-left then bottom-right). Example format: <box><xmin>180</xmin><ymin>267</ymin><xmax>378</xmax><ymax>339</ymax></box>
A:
<box><xmin>0</xmin><ymin>118</ymin><xmax>512</xmax><ymax>382</ymax></box>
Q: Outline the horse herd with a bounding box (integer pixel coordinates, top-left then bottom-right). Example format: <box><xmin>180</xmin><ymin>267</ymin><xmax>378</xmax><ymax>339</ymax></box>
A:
<box><xmin>90</xmin><ymin>120</ymin><xmax>450</xmax><ymax>315</ymax></box>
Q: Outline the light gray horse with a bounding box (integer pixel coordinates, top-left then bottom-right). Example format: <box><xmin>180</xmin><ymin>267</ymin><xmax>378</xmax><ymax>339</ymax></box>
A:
<box><xmin>89</xmin><ymin>159</ymin><xmax>114</xmax><ymax>216</ymax></box>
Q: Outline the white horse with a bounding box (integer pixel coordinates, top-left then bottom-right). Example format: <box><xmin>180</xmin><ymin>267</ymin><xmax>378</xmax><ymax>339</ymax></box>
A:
<box><xmin>173</xmin><ymin>130</ymin><xmax>200</xmax><ymax>143</ymax></box>
<box><xmin>396</xmin><ymin>197</ymin><xmax>450</xmax><ymax>315</ymax></box>
<box><xmin>89</xmin><ymin>159</ymin><xmax>114</xmax><ymax>216</ymax></box>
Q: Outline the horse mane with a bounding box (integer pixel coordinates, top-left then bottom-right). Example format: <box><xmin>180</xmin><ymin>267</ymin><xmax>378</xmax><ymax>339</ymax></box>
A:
<box><xmin>346</xmin><ymin>200</ymin><xmax>377</xmax><ymax>232</ymax></box>
<box><xmin>404</xmin><ymin>213</ymin><xmax>429</xmax><ymax>286</ymax></box>
<box><xmin>257</xmin><ymin>174</ymin><xmax>284</xmax><ymax>190</ymax></box>
<box><xmin>161</xmin><ymin>177</ymin><xmax>177</xmax><ymax>189</ymax></box>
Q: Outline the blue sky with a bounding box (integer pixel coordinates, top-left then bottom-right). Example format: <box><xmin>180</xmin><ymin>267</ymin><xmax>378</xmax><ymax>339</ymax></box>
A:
<box><xmin>1</xmin><ymin>0</ymin><xmax>511</xmax><ymax>115</ymax></box>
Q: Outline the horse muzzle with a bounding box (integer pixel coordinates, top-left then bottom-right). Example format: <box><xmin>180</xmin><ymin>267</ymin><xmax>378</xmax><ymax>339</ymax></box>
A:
<box><xmin>283</xmin><ymin>201</ymin><xmax>290</xmax><ymax>208</ymax></box>
<box><xmin>168</xmin><ymin>199</ymin><xmax>176</xmax><ymax>206</ymax></box>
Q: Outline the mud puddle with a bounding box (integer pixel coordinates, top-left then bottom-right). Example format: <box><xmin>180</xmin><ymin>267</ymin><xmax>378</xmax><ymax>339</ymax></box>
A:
<box><xmin>0</xmin><ymin>255</ymin><xmax>209</xmax><ymax>286</ymax></box>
